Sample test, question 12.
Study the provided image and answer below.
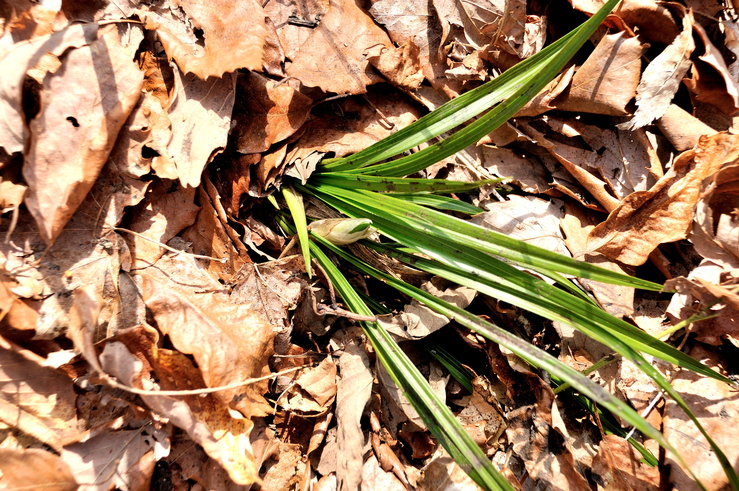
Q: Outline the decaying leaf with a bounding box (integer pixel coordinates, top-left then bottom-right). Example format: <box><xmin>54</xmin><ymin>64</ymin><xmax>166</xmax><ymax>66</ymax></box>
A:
<box><xmin>232</xmin><ymin>71</ymin><xmax>313</xmax><ymax>155</ymax></box>
<box><xmin>166</xmin><ymin>68</ymin><xmax>236</xmax><ymax>188</ymax></box>
<box><xmin>23</xmin><ymin>24</ymin><xmax>144</xmax><ymax>244</ymax></box>
<box><xmin>558</xmin><ymin>32</ymin><xmax>643</xmax><ymax>117</ymax></box>
<box><xmin>335</xmin><ymin>333</ymin><xmax>373</xmax><ymax>491</ymax></box>
<box><xmin>587</xmin><ymin>133</ymin><xmax>739</xmax><ymax>266</ymax></box>
<box><xmin>0</xmin><ymin>23</ymin><xmax>98</xmax><ymax>155</ymax></box>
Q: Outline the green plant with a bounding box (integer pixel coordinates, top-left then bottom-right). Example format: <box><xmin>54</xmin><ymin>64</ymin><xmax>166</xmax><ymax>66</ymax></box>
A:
<box><xmin>276</xmin><ymin>0</ymin><xmax>739</xmax><ymax>488</ymax></box>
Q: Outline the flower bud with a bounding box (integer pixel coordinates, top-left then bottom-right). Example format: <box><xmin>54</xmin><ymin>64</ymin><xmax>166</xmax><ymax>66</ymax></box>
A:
<box><xmin>309</xmin><ymin>218</ymin><xmax>374</xmax><ymax>245</ymax></box>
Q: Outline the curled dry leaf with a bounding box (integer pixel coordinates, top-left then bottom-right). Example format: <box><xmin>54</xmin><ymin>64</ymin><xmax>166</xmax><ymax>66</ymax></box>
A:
<box><xmin>23</xmin><ymin>24</ymin><xmax>144</xmax><ymax>244</ymax></box>
<box><xmin>591</xmin><ymin>435</ymin><xmax>660</xmax><ymax>490</ymax></box>
<box><xmin>685</xmin><ymin>20</ymin><xmax>739</xmax><ymax>116</ymax></box>
<box><xmin>140</xmin><ymin>258</ymin><xmax>274</xmax><ymax>418</ymax></box>
<box><xmin>142</xmin><ymin>0</ymin><xmax>266</xmax><ymax>79</ymax></box>
<box><xmin>657</xmin><ymin>104</ymin><xmax>719</xmax><ymax>152</ymax></box>
<box><xmin>125</xmin><ymin>179</ymin><xmax>200</xmax><ymax>270</ymax></box>
<box><xmin>61</xmin><ymin>422</ymin><xmax>167</xmax><ymax>491</ymax></box>
<box><xmin>618</xmin><ymin>9</ymin><xmax>694</xmax><ymax>130</ymax></box>
<box><xmin>0</xmin><ymin>448</ymin><xmax>77</xmax><ymax>491</ymax></box>
<box><xmin>587</xmin><ymin>133</ymin><xmax>739</xmax><ymax>266</ymax></box>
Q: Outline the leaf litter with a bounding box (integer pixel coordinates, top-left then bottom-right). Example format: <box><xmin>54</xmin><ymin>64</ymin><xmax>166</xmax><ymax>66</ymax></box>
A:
<box><xmin>1</xmin><ymin>0</ymin><xmax>739</xmax><ymax>490</ymax></box>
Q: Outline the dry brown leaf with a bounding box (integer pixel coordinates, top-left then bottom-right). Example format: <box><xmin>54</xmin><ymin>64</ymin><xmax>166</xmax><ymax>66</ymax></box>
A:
<box><xmin>336</xmin><ymin>333</ymin><xmax>373</xmax><ymax>491</ymax></box>
<box><xmin>480</xmin><ymin>145</ymin><xmax>550</xmax><ymax>193</ymax></box>
<box><xmin>587</xmin><ymin>133</ymin><xmax>739</xmax><ymax>266</ymax></box>
<box><xmin>166</xmin><ymin>68</ymin><xmax>236</xmax><ymax>188</ymax></box>
<box><xmin>126</xmin><ymin>179</ymin><xmax>200</xmax><ymax>270</ymax></box>
<box><xmin>142</xmin><ymin>0</ymin><xmax>266</xmax><ymax>79</ymax></box>
<box><xmin>108</xmin><ymin>50</ymin><xmax>174</xmax><ymax>180</ymax></box>
<box><xmin>591</xmin><ymin>435</ymin><xmax>660</xmax><ymax>490</ymax></box>
<box><xmin>473</xmin><ymin>195</ymin><xmax>571</xmax><ymax>258</ymax></box>
<box><xmin>23</xmin><ymin>24</ymin><xmax>143</xmax><ymax>245</ymax></box>
<box><xmin>285</xmin><ymin>89</ymin><xmax>418</xmax><ymax>161</ymax></box>
<box><xmin>0</xmin><ymin>23</ymin><xmax>98</xmax><ymax>156</ymax></box>
<box><xmin>561</xmin><ymin>202</ymin><xmax>636</xmax><ymax>318</ymax></box>
<box><xmin>0</xmin><ymin>448</ymin><xmax>78</xmax><ymax>491</ymax></box>
<box><xmin>140</xmin><ymin>257</ymin><xmax>274</xmax><ymax>418</ymax></box>
<box><xmin>421</xmin><ymin>446</ymin><xmax>488</xmax><ymax>491</ymax></box>
<box><xmin>663</xmin><ymin>345</ymin><xmax>739</xmax><ymax>489</ymax></box>
<box><xmin>278</xmin><ymin>357</ymin><xmax>337</xmax><ymax>413</ymax></box>
<box><xmin>0</xmin><ymin>335</ymin><xmax>79</xmax><ymax>451</ymax></box>
<box><xmin>368</xmin><ymin>0</ymin><xmax>444</xmax><ymax>90</ymax></box>
<box><xmin>520</xmin><ymin>122</ymin><xmax>621</xmax><ymax>211</ymax></box>
<box><xmin>0</xmin><ymin>161</ymin><xmax>143</xmax><ymax>338</ymax></box>
<box><xmin>691</xmin><ymin>163</ymin><xmax>739</xmax><ymax>269</ymax></box>
<box><xmin>685</xmin><ymin>20</ymin><xmax>739</xmax><ymax>116</ymax></box>
<box><xmin>556</xmin><ymin>31</ymin><xmax>644</xmax><ymax>116</ymax></box>
<box><xmin>572</xmin><ymin>0</ymin><xmax>680</xmax><ymax>46</ymax></box>
<box><xmin>100</xmin><ymin>324</ymin><xmax>261</xmax><ymax>486</ymax></box>
<box><xmin>366</xmin><ymin>42</ymin><xmax>424</xmax><ymax>90</ymax></box>
<box><xmin>618</xmin><ymin>10</ymin><xmax>694</xmax><ymax>130</ymax></box>
<box><xmin>61</xmin><ymin>422</ymin><xmax>166</xmax><ymax>491</ymax></box>
<box><xmin>232</xmin><ymin>71</ymin><xmax>313</xmax><ymax>155</ymax></box>
<box><xmin>179</xmin><ymin>186</ymin><xmax>252</xmax><ymax>283</ymax></box>
<box><xmin>286</xmin><ymin>0</ymin><xmax>393</xmax><ymax>94</ymax></box>
<box><xmin>546</xmin><ymin>118</ymin><xmax>656</xmax><ymax>198</ymax></box>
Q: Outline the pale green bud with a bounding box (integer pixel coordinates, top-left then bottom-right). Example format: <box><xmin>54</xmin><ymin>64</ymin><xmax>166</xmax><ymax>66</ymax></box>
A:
<box><xmin>309</xmin><ymin>218</ymin><xmax>374</xmax><ymax>245</ymax></box>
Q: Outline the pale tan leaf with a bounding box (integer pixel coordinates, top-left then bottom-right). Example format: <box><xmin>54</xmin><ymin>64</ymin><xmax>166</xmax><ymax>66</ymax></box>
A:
<box><xmin>23</xmin><ymin>24</ymin><xmax>144</xmax><ymax>244</ymax></box>
<box><xmin>140</xmin><ymin>257</ymin><xmax>274</xmax><ymax>418</ymax></box>
<box><xmin>691</xmin><ymin>163</ymin><xmax>739</xmax><ymax>269</ymax></box>
<box><xmin>587</xmin><ymin>133</ymin><xmax>739</xmax><ymax>266</ymax></box>
<box><xmin>286</xmin><ymin>90</ymin><xmax>418</xmax><ymax>162</ymax></box>
<box><xmin>336</xmin><ymin>335</ymin><xmax>372</xmax><ymax>491</ymax></box>
<box><xmin>421</xmin><ymin>446</ymin><xmax>486</xmax><ymax>491</ymax></box>
<box><xmin>166</xmin><ymin>68</ymin><xmax>236</xmax><ymax>188</ymax></box>
<box><xmin>0</xmin><ymin>335</ymin><xmax>79</xmax><ymax>451</ymax></box>
<box><xmin>657</xmin><ymin>104</ymin><xmax>718</xmax><ymax>152</ymax></box>
<box><xmin>618</xmin><ymin>11</ymin><xmax>694</xmax><ymax>130</ymax></box>
<box><xmin>0</xmin><ymin>448</ymin><xmax>77</xmax><ymax>491</ymax></box>
<box><xmin>286</xmin><ymin>0</ymin><xmax>393</xmax><ymax>94</ymax></box>
<box><xmin>143</xmin><ymin>0</ymin><xmax>266</xmax><ymax>79</ymax></box>
<box><xmin>556</xmin><ymin>31</ymin><xmax>645</xmax><ymax>117</ymax></box>
<box><xmin>0</xmin><ymin>23</ymin><xmax>97</xmax><ymax>155</ymax></box>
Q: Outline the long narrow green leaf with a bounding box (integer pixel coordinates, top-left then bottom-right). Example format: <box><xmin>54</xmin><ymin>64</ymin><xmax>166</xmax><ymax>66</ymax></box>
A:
<box><xmin>305</xmin><ymin>181</ymin><xmax>662</xmax><ymax>290</ymax></box>
<box><xmin>389</xmin><ymin>193</ymin><xmax>484</xmax><ymax>214</ymax></box>
<box><xmin>344</xmin><ymin>0</ymin><xmax>621</xmax><ymax>177</ymax></box>
<box><xmin>282</xmin><ymin>185</ymin><xmax>312</xmax><ymax>277</ymax></box>
<box><xmin>312</xmin><ymin>172</ymin><xmax>500</xmax><ymax>194</ymax></box>
<box><xmin>302</xmin><ymin>184</ymin><xmax>728</xmax><ymax>383</ymax></box>
<box><xmin>308</xmin><ymin>239</ymin><xmax>514</xmax><ymax>491</ymax></box>
<box><xmin>312</xmin><ymin>234</ymin><xmax>705</xmax><ymax>486</ymax></box>
<box><xmin>320</xmin><ymin>0</ymin><xmax>620</xmax><ymax>172</ymax></box>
